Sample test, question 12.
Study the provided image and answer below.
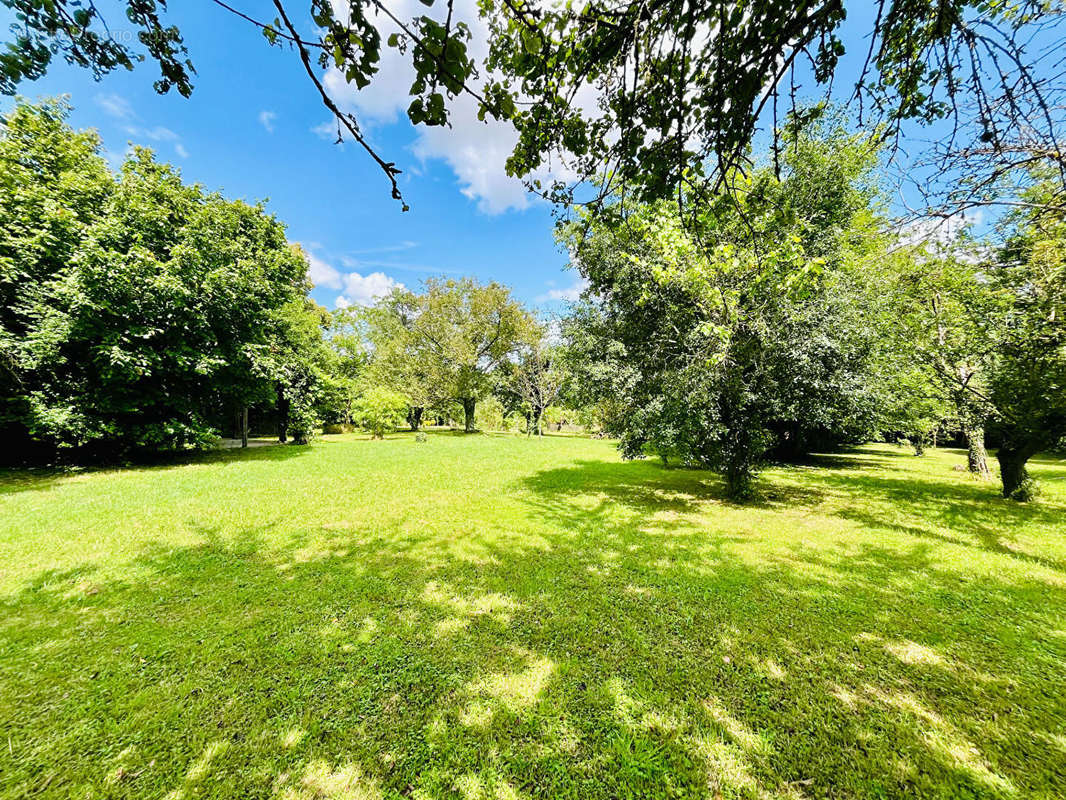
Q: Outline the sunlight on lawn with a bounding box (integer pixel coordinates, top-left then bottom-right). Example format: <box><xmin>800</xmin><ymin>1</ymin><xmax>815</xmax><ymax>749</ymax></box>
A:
<box><xmin>0</xmin><ymin>434</ymin><xmax>1064</xmax><ymax>799</ymax></box>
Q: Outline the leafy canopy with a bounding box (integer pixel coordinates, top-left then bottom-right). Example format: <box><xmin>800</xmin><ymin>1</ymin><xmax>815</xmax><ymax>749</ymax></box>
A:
<box><xmin>3</xmin><ymin>1</ymin><xmax>1060</xmax><ymax>213</ymax></box>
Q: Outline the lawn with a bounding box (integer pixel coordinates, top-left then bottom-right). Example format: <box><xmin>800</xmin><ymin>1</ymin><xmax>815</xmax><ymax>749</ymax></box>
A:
<box><xmin>1</xmin><ymin>434</ymin><xmax>1064</xmax><ymax>799</ymax></box>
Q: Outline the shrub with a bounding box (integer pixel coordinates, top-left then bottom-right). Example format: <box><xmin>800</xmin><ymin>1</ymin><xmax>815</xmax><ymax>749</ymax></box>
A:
<box><xmin>353</xmin><ymin>388</ymin><xmax>409</xmax><ymax>439</ymax></box>
<box><xmin>475</xmin><ymin>396</ymin><xmax>507</xmax><ymax>431</ymax></box>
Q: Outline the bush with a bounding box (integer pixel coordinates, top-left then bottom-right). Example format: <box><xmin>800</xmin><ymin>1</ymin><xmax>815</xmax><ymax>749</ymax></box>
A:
<box><xmin>475</xmin><ymin>396</ymin><xmax>507</xmax><ymax>431</ymax></box>
<box><xmin>323</xmin><ymin>424</ymin><xmax>356</xmax><ymax>434</ymax></box>
<box><xmin>353</xmin><ymin>388</ymin><xmax>409</xmax><ymax>439</ymax></box>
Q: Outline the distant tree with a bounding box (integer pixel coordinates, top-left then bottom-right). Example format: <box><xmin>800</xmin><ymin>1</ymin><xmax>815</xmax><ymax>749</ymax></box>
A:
<box><xmin>353</xmin><ymin>386</ymin><xmax>408</xmax><ymax>439</ymax></box>
<box><xmin>378</xmin><ymin>278</ymin><xmax>535</xmax><ymax>433</ymax></box>
<box><xmin>358</xmin><ymin>298</ymin><xmax>443</xmax><ymax>431</ymax></box>
<box><xmin>509</xmin><ymin>337</ymin><xmax>566</xmax><ymax>436</ymax></box>
<box><xmin>887</xmin><ymin>247</ymin><xmax>1001</xmax><ymax>475</ymax></box>
<box><xmin>322</xmin><ymin>304</ymin><xmax>370</xmax><ymax>425</ymax></box>
<box><xmin>878</xmin><ymin>366</ymin><xmax>954</xmax><ymax>456</ymax></box>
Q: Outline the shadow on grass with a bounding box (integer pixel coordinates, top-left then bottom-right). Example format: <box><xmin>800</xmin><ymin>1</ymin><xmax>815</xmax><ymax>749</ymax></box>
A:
<box><xmin>806</xmin><ymin>470</ymin><xmax>1066</xmax><ymax>574</ymax></box>
<box><xmin>2</xmin><ymin>454</ymin><xmax>1064</xmax><ymax>798</ymax></box>
<box><xmin>0</xmin><ymin>442</ymin><xmax>311</xmax><ymax>496</ymax></box>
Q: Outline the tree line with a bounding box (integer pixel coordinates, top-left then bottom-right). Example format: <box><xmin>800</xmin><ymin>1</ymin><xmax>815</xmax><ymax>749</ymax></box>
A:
<box><xmin>3</xmin><ymin>100</ymin><xmax>1063</xmax><ymax>504</ymax></box>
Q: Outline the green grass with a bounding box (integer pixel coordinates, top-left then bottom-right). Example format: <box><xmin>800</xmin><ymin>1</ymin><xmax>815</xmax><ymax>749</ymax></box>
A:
<box><xmin>1</xmin><ymin>433</ymin><xmax>1064</xmax><ymax>799</ymax></box>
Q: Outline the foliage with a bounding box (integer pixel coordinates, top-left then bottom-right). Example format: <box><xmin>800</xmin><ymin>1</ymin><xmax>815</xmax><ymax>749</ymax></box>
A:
<box><xmin>0</xmin><ymin>0</ymin><xmax>193</xmax><ymax>97</ymax></box>
<box><xmin>352</xmin><ymin>386</ymin><xmax>409</xmax><ymax>439</ymax></box>
<box><xmin>5</xmin><ymin>2</ymin><xmax>1060</xmax><ymax>215</ymax></box>
<box><xmin>474</xmin><ymin>395</ymin><xmax>508</xmax><ymax>432</ymax></box>
<box><xmin>882</xmin><ymin>238</ymin><xmax>1005</xmax><ymax>472</ymax></box>
<box><xmin>0</xmin><ymin>100</ymin><xmax>317</xmax><ymax>460</ymax></box>
<box><xmin>1</xmin><ymin>436</ymin><xmax>1064</xmax><ymax>798</ymax></box>
<box><xmin>320</xmin><ymin>304</ymin><xmax>370</xmax><ymax>425</ymax></box>
<box><xmin>357</xmin><ymin>299</ymin><xmax>441</xmax><ymax>426</ymax></box>
<box><xmin>985</xmin><ymin>168</ymin><xmax>1066</xmax><ymax>498</ymax></box>
<box><xmin>371</xmin><ymin>278</ymin><xmax>536</xmax><ymax>432</ymax></box>
<box><xmin>259</xmin><ymin>298</ymin><xmax>334</xmax><ymax>445</ymax></box>
<box><xmin>507</xmin><ymin>334</ymin><xmax>567</xmax><ymax>435</ymax></box>
<box><xmin>561</xmin><ymin>128</ymin><xmax>888</xmax><ymax>497</ymax></box>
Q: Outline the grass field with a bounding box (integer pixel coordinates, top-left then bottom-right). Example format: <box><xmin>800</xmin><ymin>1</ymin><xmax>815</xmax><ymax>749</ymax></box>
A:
<box><xmin>1</xmin><ymin>433</ymin><xmax>1064</xmax><ymax>799</ymax></box>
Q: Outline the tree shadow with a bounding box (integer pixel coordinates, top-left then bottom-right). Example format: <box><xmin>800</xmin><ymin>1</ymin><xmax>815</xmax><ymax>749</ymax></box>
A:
<box><xmin>0</xmin><ymin>442</ymin><xmax>311</xmax><ymax>496</ymax></box>
<box><xmin>806</xmin><ymin>470</ymin><xmax>1066</xmax><ymax>574</ymax></box>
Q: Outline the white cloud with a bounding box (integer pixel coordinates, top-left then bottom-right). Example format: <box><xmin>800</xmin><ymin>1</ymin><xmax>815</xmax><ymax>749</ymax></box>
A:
<box><xmin>537</xmin><ymin>276</ymin><xmax>588</xmax><ymax>303</ymax></box>
<box><xmin>123</xmin><ymin>125</ymin><xmax>180</xmax><ymax>142</ymax></box>
<box><xmin>96</xmin><ymin>93</ymin><xmax>135</xmax><ymax>119</ymax></box>
<box><xmin>311</xmin><ymin>120</ymin><xmax>338</xmax><ymax>140</ymax></box>
<box><xmin>340</xmin><ymin>271</ymin><xmax>404</xmax><ymax>305</ymax></box>
<box><xmin>300</xmin><ymin>243</ymin><xmax>404</xmax><ymax>303</ymax></box>
<box><xmin>346</xmin><ymin>240</ymin><xmax>417</xmax><ymax>256</ymax></box>
<box><xmin>120</xmin><ymin>122</ymin><xmax>188</xmax><ymax>162</ymax></box>
<box><xmin>305</xmin><ymin>249</ymin><xmax>343</xmax><ymax>289</ymax></box>
<box><xmin>319</xmin><ymin>0</ymin><xmax>580</xmax><ymax>214</ymax></box>
<box><xmin>259</xmin><ymin>110</ymin><xmax>278</xmax><ymax>133</ymax></box>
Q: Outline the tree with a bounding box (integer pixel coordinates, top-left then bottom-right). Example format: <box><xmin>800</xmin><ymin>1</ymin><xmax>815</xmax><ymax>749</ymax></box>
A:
<box><xmin>878</xmin><ymin>366</ymin><xmax>954</xmax><ymax>456</ymax></box>
<box><xmin>887</xmin><ymin>246</ymin><xmax>1001</xmax><ymax>475</ymax></box>
<box><xmin>0</xmin><ymin>98</ymin><xmax>112</xmax><ymax>457</ymax></box>
<box><xmin>377</xmin><ymin>278</ymin><xmax>535</xmax><ymax>433</ymax></box>
<box><xmin>985</xmin><ymin>170</ymin><xmax>1066</xmax><ymax>499</ymax></box>
<box><xmin>322</xmin><ymin>304</ymin><xmax>370</xmax><ymax>426</ymax></box>
<box><xmin>509</xmin><ymin>334</ymin><xmax>566</xmax><ymax>436</ymax></box>
<box><xmin>353</xmin><ymin>386</ymin><xmax>408</xmax><ymax>439</ymax></box>
<box><xmin>5</xmin><ymin>2</ymin><xmax>1060</xmax><ymax>216</ymax></box>
<box><xmin>0</xmin><ymin>99</ymin><xmax>313</xmax><ymax>460</ymax></box>
<box><xmin>256</xmin><ymin>298</ymin><xmax>334</xmax><ymax>445</ymax></box>
<box><xmin>358</xmin><ymin>298</ymin><xmax>443</xmax><ymax>431</ymax></box>
<box><xmin>560</xmin><ymin>128</ymin><xmax>888</xmax><ymax>498</ymax></box>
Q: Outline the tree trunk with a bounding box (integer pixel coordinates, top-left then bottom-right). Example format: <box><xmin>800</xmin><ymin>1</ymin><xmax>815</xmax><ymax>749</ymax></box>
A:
<box><xmin>962</xmin><ymin>423</ymin><xmax>991</xmax><ymax>479</ymax></box>
<box><xmin>997</xmin><ymin>441</ymin><xmax>1040</xmax><ymax>500</ymax></box>
<box><xmin>408</xmin><ymin>406</ymin><xmax>423</xmax><ymax>431</ymax></box>
<box><xmin>241</xmin><ymin>406</ymin><xmax>249</xmax><ymax>449</ymax></box>
<box><xmin>723</xmin><ymin>462</ymin><xmax>754</xmax><ymax>501</ymax></box>
<box><xmin>461</xmin><ymin>398</ymin><xmax>476</xmax><ymax>432</ymax></box>
<box><xmin>276</xmin><ymin>382</ymin><xmax>289</xmax><ymax>443</ymax></box>
<box><xmin>532</xmin><ymin>406</ymin><xmax>543</xmax><ymax>436</ymax></box>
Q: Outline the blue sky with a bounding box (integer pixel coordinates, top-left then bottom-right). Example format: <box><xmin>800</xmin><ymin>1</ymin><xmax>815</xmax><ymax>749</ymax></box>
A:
<box><xmin>2</xmin><ymin>1</ymin><xmax>584</xmax><ymax>312</ymax></box>
<box><xmin>5</xmin><ymin>2</ymin><xmax>1049</xmax><ymax>307</ymax></box>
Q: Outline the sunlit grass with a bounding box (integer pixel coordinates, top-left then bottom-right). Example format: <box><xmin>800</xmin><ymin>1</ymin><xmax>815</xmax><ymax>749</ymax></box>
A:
<box><xmin>1</xmin><ymin>434</ymin><xmax>1064</xmax><ymax>798</ymax></box>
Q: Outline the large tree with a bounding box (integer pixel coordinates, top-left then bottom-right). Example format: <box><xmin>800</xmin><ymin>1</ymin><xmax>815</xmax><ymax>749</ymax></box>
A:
<box><xmin>374</xmin><ymin>278</ymin><xmax>535</xmax><ymax>432</ymax></box>
<box><xmin>0</xmin><ymin>100</ymin><xmax>315</xmax><ymax>460</ymax></box>
<box><xmin>561</xmin><ymin>129</ymin><xmax>888</xmax><ymax>498</ymax></box>
<box><xmin>985</xmin><ymin>169</ymin><xmax>1066</xmax><ymax>498</ymax></box>
<box><xmin>4</xmin><ymin>1</ymin><xmax>1060</xmax><ymax>216</ymax></box>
